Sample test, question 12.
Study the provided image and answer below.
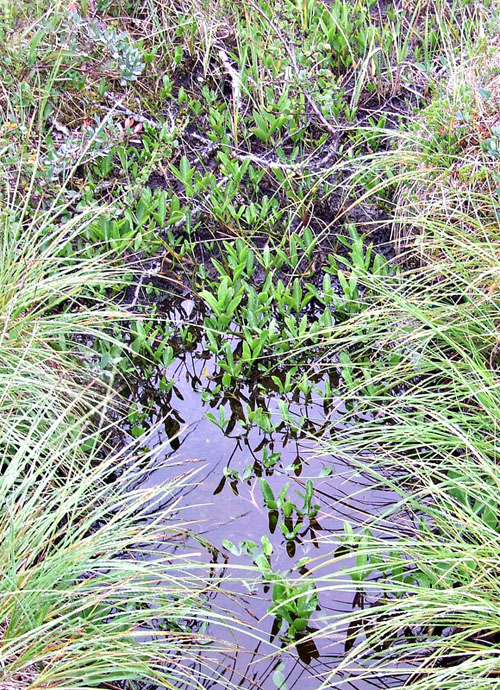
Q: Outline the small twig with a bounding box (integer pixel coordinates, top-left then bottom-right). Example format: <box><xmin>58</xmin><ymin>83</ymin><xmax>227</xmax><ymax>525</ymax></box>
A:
<box><xmin>218</xmin><ymin>46</ymin><xmax>242</xmax><ymax>144</ymax></box>
<box><xmin>189</xmin><ymin>131</ymin><xmax>300</xmax><ymax>170</ymax></box>
<box><xmin>49</xmin><ymin>117</ymin><xmax>70</xmax><ymax>136</ymax></box>
<box><xmin>103</xmin><ymin>91</ymin><xmax>160</xmax><ymax>129</ymax></box>
<box><xmin>190</xmin><ymin>130</ymin><xmax>340</xmax><ymax>173</ymax></box>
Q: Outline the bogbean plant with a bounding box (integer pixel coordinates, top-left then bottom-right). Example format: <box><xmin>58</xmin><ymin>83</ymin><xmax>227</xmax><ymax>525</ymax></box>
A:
<box><xmin>223</xmin><ymin>534</ymin><xmax>319</xmax><ymax>642</ymax></box>
<box><xmin>259</xmin><ymin>478</ymin><xmax>321</xmax><ymax>554</ymax></box>
<box><xmin>111</xmin><ymin>225</ymin><xmax>392</xmax><ymax>442</ymax></box>
<box><xmin>216</xmin><ymin>401</ymin><xmax>327</xmax><ymax>609</ymax></box>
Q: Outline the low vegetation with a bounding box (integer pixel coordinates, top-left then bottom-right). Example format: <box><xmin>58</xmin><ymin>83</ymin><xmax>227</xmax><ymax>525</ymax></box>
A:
<box><xmin>1</xmin><ymin>0</ymin><xmax>499</xmax><ymax>688</ymax></box>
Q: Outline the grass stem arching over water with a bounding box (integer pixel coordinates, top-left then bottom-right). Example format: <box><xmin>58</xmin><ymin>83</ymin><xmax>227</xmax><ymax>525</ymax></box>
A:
<box><xmin>0</xmin><ymin>184</ymin><xmax>258</xmax><ymax>688</ymax></box>
<box><xmin>312</xmin><ymin>101</ymin><xmax>500</xmax><ymax>685</ymax></box>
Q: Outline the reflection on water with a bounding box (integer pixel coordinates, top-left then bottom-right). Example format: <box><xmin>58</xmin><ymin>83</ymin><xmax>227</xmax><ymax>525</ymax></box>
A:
<box><xmin>125</xmin><ymin>302</ymin><xmax>401</xmax><ymax>689</ymax></box>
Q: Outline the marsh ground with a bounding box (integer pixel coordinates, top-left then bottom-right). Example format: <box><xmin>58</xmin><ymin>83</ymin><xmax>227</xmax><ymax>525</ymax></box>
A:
<box><xmin>1</xmin><ymin>1</ymin><xmax>499</xmax><ymax>688</ymax></box>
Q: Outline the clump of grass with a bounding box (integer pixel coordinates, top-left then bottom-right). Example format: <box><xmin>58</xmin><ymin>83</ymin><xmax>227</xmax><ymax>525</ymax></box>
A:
<box><xmin>302</xmin><ymin>26</ymin><xmax>500</xmax><ymax>687</ymax></box>
<box><xmin>0</xmin><ymin>412</ymin><xmax>239</xmax><ymax>688</ymax></box>
<box><xmin>0</xmin><ymin>164</ymin><xmax>255</xmax><ymax>688</ymax></box>
<box><xmin>313</xmin><ymin>240</ymin><xmax>500</xmax><ymax>686</ymax></box>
